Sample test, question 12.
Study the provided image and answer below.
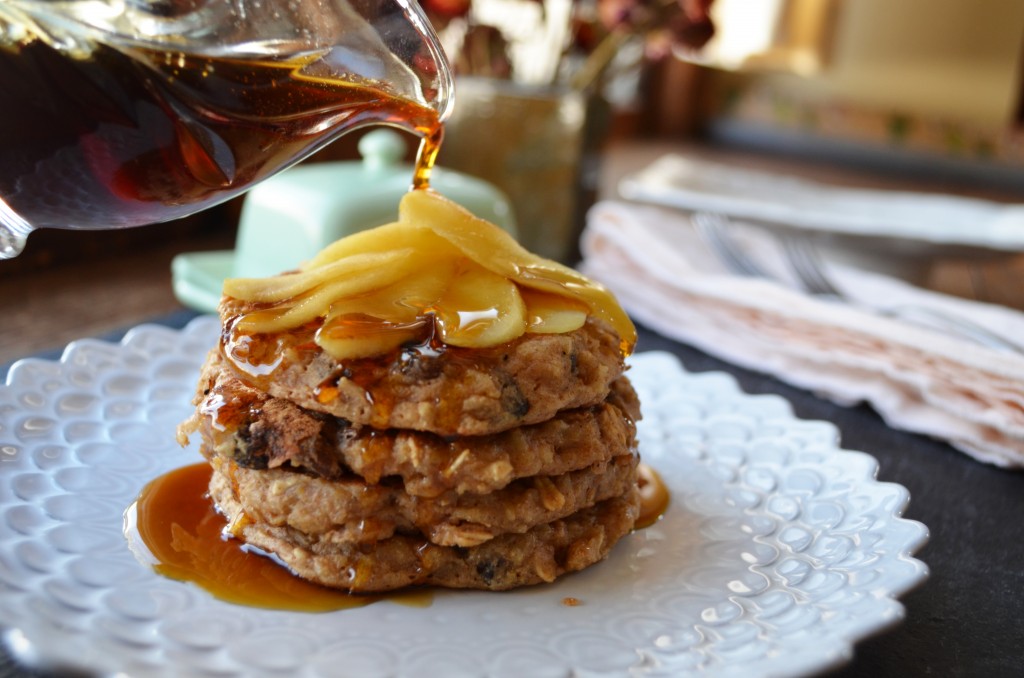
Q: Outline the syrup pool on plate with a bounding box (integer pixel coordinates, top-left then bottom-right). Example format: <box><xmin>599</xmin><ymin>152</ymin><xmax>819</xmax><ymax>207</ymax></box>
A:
<box><xmin>124</xmin><ymin>462</ymin><xmax>432</xmax><ymax>612</ymax></box>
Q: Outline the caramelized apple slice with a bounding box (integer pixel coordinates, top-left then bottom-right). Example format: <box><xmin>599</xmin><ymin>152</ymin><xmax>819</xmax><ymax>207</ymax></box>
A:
<box><xmin>521</xmin><ymin>288</ymin><xmax>588</xmax><ymax>334</ymax></box>
<box><xmin>225</xmin><ymin>249</ymin><xmax>416</xmax><ymax>304</ymax></box>
<box><xmin>313</xmin><ymin>257</ymin><xmax>458</xmax><ymax>359</ymax></box>
<box><xmin>513</xmin><ymin>262</ymin><xmax>636</xmax><ymax>353</ymax></box>
<box><xmin>434</xmin><ymin>265</ymin><xmax>526</xmax><ymax>347</ymax></box>
<box><xmin>316</xmin><ymin>314</ymin><xmax>427</xmax><ymax>360</ymax></box>
<box><xmin>303</xmin><ymin>220</ymin><xmax>454</xmax><ymax>270</ymax></box>
<box><xmin>399</xmin><ymin>189</ymin><xmax>524</xmax><ymax>279</ymax></box>
<box><xmin>235</xmin><ymin>260</ymin><xmax>429</xmax><ymax>334</ymax></box>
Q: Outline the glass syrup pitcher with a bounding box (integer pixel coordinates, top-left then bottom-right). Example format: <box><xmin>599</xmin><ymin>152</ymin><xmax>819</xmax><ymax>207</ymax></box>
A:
<box><xmin>0</xmin><ymin>0</ymin><xmax>454</xmax><ymax>258</ymax></box>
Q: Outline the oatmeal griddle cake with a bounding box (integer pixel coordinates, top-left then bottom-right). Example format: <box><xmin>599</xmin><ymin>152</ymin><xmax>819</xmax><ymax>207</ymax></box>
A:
<box><xmin>211</xmin><ymin>452</ymin><xmax>637</xmax><ymax>547</ymax></box>
<box><xmin>210</xmin><ymin>467</ymin><xmax>640</xmax><ymax>592</ymax></box>
<box><xmin>185</xmin><ymin>352</ymin><xmax>640</xmax><ymax>497</ymax></box>
<box><xmin>220</xmin><ymin>297</ymin><xmax>626</xmax><ymax>437</ymax></box>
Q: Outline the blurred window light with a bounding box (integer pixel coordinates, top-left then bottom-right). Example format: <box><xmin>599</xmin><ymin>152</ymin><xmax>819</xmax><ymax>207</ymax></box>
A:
<box><xmin>686</xmin><ymin>0</ymin><xmax>840</xmax><ymax>75</ymax></box>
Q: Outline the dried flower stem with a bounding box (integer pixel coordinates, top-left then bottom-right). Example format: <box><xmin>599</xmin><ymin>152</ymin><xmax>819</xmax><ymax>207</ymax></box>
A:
<box><xmin>568</xmin><ymin>0</ymin><xmax>682</xmax><ymax>93</ymax></box>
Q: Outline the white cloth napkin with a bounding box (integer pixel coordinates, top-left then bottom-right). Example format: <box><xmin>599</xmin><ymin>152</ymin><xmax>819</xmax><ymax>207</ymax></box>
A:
<box><xmin>580</xmin><ymin>200</ymin><xmax>1024</xmax><ymax>468</ymax></box>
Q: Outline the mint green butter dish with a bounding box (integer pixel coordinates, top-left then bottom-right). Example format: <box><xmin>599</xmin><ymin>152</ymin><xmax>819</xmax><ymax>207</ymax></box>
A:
<box><xmin>172</xmin><ymin>129</ymin><xmax>517</xmax><ymax>313</ymax></box>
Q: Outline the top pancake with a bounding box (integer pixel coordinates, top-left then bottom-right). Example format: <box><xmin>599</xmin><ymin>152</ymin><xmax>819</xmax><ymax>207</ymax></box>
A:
<box><xmin>217</xmin><ymin>296</ymin><xmax>628</xmax><ymax>436</ymax></box>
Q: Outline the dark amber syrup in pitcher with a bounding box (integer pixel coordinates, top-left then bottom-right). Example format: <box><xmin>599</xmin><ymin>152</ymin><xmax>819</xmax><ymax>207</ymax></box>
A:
<box><xmin>0</xmin><ymin>29</ymin><xmax>443</xmax><ymax>229</ymax></box>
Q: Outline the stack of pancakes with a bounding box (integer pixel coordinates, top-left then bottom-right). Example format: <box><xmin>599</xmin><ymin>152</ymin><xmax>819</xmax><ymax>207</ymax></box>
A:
<box><xmin>179</xmin><ymin>298</ymin><xmax>641</xmax><ymax>593</ymax></box>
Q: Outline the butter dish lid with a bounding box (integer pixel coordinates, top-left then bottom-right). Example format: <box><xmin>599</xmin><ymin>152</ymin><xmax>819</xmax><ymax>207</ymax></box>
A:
<box><xmin>172</xmin><ymin>129</ymin><xmax>517</xmax><ymax>313</ymax></box>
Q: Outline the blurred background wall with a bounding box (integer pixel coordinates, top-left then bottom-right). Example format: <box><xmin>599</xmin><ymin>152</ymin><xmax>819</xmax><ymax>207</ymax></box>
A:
<box><xmin>707</xmin><ymin>0</ymin><xmax>1024</xmax><ymax>125</ymax></box>
<box><xmin>685</xmin><ymin>0</ymin><xmax>1024</xmax><ymax>184</ymax></box>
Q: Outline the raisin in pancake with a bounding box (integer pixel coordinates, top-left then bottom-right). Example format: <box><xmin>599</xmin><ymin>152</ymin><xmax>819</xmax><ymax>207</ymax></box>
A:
<box><xmin>210</xmin><ymin>468</ymin><xmax>640</xmax><ymax>592</ymax></box>
<box><xmin>210</xmin><ymin>452</ymin><xmax>637</xmax><ymax>547</ymax></box>
<box><xmin>218</xmin><ymin>302</ymin><xmax>626</xmax><ymax>436</ymax></box>
<box><xmin>181</xmin><ymin>357</ymin><xmax>640</xmax><ymax>498</ymax></box>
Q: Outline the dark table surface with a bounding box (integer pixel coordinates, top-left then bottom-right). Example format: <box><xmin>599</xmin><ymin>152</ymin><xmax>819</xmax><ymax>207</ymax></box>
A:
<box><xmin>1</xmin><ymin>316</ymin><xmax>1021</xmax><ymax>677</ymax></box>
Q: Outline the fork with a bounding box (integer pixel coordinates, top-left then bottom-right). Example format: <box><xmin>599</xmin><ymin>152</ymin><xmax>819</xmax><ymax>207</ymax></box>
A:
<box><xmin>692</xmin><ymin>212</ymin><xmax>773</xmax><ymax>279</ymax></box>
<box><xmin>693</xmin><ymin>212</ymin><xmax>1023</xmax><ymax>353</ymax></box>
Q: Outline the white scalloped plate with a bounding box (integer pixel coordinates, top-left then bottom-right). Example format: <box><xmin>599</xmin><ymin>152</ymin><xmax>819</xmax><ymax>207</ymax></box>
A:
<box><xmin>0</xmin><ymin>317</ymin><xmax>928</xmax><ymax>677</ymax></box>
